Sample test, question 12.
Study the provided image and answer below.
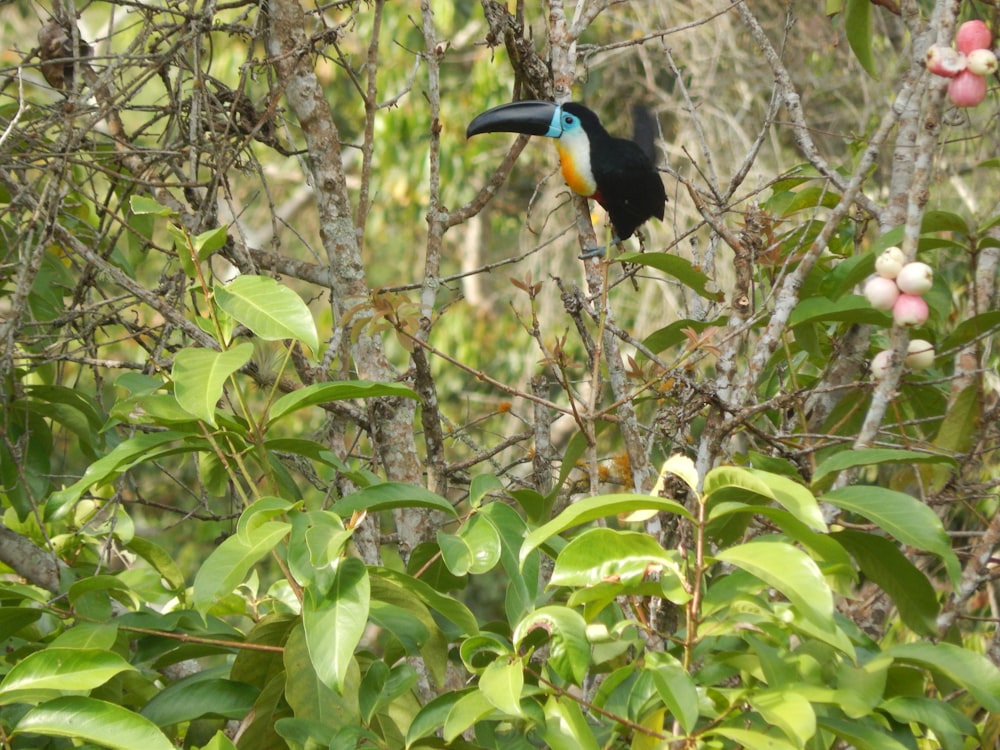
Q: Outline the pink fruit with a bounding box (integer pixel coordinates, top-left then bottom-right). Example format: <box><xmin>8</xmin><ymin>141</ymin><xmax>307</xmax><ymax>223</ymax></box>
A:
<box><xmin>864</xmin><ymin>276</ymin><xmax>901</xmax><ymax>310</ymax></box>
<box><xmin>871</xmin><ymin>350</ymin><xmax>894</xmax><ymax>381</ymax></box>
<box><xmin>895</xmin><ymin>261</ymin><xmax>933</xmax><ymax>295</ymax></box>
<box><xmin>967</xmin><ymin>48</ymin><xmax>998</xmax><ymax>75</ymax></box>
<box><xmin>956</xmin><ymin>20</ymin><xmax>992</xmax><ymax>54</ymax></box>
<box><xmin>948</xmin><ymin>70</ymin><xmax>987</xmax><ymax>107</ymax></box>
<box><xmin>926</xmin><ymin>44</ymin><xmax>967</xmax><ymax>77</ymax></box>
<box><xmin>892</xmin><ymin>294</ymin><xmax>930</xmax><ymax>327</ymax></box>
<box><xmin>905</xmin><ymin>339</ymin><xmax>935</xmax><ymax>370</ymax></box>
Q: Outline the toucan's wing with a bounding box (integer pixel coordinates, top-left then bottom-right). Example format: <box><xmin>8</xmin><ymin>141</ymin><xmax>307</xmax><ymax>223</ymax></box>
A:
<box><xmin>592</xmin><ymin>137</ymin><xmax>666</xmax><ymax>240</ymax></box>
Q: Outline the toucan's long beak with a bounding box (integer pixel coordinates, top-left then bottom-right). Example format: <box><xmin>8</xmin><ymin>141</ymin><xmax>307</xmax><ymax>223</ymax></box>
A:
<box><xmin>466</xmin><ymin>100</ymin><xmax>561</xmax><ymax>139</ymax></box>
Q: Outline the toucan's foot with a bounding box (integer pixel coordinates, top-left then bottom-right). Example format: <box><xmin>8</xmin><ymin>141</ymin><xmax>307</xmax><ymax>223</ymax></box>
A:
<box><xmin>579</xmin><ymin>245</ymin><xmax>606</xmax><ymax>259</ymax></box>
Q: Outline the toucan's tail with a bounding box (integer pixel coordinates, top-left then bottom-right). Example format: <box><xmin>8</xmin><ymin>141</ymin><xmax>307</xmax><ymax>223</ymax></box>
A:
<box><xmin>631</xmin><ymin>104</ymin><xmax>659</xmax><ymax>165</ymax></box>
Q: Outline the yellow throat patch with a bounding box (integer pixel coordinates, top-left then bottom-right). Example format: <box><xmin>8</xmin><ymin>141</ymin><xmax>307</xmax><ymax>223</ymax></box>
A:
<box><xmin>555</xmin><ymin>134</ymin><xmax>597</xmax><ymax>198</ymax></box>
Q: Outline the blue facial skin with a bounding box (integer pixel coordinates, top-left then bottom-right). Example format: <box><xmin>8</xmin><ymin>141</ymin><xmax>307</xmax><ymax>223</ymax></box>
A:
<box><xmin>546</xmin><ymin>107</ymin><xmax>584</xmax><ymax>139</ymax></box>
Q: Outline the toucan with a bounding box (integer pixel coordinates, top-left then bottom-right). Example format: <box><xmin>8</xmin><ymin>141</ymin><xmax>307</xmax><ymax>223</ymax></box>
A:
<box><xmin>466</xmin><ymin>100</ymin><xmax>667</xmax><ymax>257</ymax></box>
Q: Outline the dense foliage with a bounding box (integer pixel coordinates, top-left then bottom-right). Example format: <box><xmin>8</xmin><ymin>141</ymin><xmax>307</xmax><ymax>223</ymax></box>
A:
<box><xmin>2</xmin><ymin>0</ymin><xmax>1000</xmax><ymax>748</ymax></box>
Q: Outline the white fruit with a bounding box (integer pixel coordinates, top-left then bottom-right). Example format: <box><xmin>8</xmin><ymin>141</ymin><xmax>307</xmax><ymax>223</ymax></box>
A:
<box><xmin>967</xmin><ymin>48</ymin><xmax>998</xmax><ymax>75</ymax></box>
<box><xmin>875</xmin><ymin>246</ymin><xmax>905</xmax><ymax>278</ymax></box>
<box><xmin>864</xmin><ymin>276</ymin><xmax>901</xmax><ymax>310</ymax></box>
<box><xmin>871</xmin><ymin>350</ymin><xmax>894</xmax><ymax>380</ymax></box>
<box><xmin>895</xmin><ymin>262</ymin><xmax>934</xmax><ymax>295</ymax></box>
<box><xmin>905</xmin><ymin>339</ymin><xmax>935</xmax><ymax>369</ymax></box>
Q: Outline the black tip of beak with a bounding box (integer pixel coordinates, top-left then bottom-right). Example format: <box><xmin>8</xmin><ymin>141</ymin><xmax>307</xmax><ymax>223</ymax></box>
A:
<box><xmin>466</xmin><ymin>100</ymin><xmax>559</xmax><ymax>139</ymax></box>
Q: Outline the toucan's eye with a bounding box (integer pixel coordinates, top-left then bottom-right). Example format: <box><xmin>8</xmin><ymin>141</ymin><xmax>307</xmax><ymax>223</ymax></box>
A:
<box><xmin>563</xmin><ymin>115</ymin><xmax>574</xmax><ymax>126</ymax></box>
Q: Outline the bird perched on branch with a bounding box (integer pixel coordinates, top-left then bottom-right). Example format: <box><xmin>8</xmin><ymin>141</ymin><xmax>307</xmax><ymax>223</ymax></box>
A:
<box><xmin>467</xmin><ymin>100</ymin><xmax>667</xmax><ymax>257</ymax></box>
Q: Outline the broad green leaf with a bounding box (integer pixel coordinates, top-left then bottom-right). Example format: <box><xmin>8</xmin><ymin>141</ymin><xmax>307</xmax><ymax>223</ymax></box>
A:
<box><xmin>46</xmin><ymin>432</ymin><xmax>203</xmax><ymax>517</ymax></box>
<box><xmin>237</xmin><ymin>496</ymin><xmax>298</xmax><ymax>545</ymax></box>
<box><xmin>818</xmin><ymin>714</ymin><xmax>913</xmax><ymax>750</ymax></box>
<box><xmin>141</xmin><ymin>677</ymin><xmax>258</xmax><ymax>726</ymax></box>
<box><xmin>749</xmin><ymin>689</ymin><xmax>816</xmax><ymax>745</ymax></box>
<box><xmin>704</xmin><ymin>465</ymin><xmax>776</xmax><ymax>502</ymax></box>
<box><xmin>941</xmin><ymin>310</ymin><xmax>1000</xmax><ymax>351</ymax></box>
<box><xmin>437</xmin><ymin>532</ymin><xmax>472</xmax><ymax>576</ymax></box>
<box><xmin>641</xmin><ymin>317</ymin><xmax>728</xmax><ymax>356</ymax></box>
<box><xmin>0</xmin><ymin>648</ymin><xmax>136</xmax><ymax>704</ymax></box>
<box><xmin>303</xmin><ymin>557</ymin><xmax>370</xmax><ymax>693</ymax></box>
<box><xmin>843</xmin><ymin>0</ymin><xmax>876</xmax><ymax>78</ymax></box>
<box><xmin>359</xmin><ymin>661</ymin><xmax>416</xmax><ymax>725</ymax></box>
<box><xmin>372</xmin><ymin>567</ymin><xmax>479</xmax><ymax>635</ymax></box>
<box><xmin>13</xmin><ymin>697</ymin><xmax>174</xmax><ymax>750</ymax></box>
<box><xmin>215</xmin><ymin>275</ymin><xmax>319</xmax><ymax>352</ymax></box>
<box><xmin>0</xmin><ymin>608</ymin><xmax>44</xmax><ymax>642</ymax></box>
<box><xmin>812</xmin><ymin>448</ymin><xmax>956</xmax><ymax>485</ymax></box>
<box><xmin>197</xmin><ymin>731</ymin><xmax>239</xmax><ymax>750</ymax></box>
<box><xmin>359</xmin><ymin>661</ymin><xmax>389</xmax><ymax>724</ymax></box>
<box><xmin>881</xmin><ymin>696</ymin><xmax>975</xmax><ymax>750</ymax></box>
<box><xmin>442</xmin><ymin>690</ymin><xmax>496</xmax><ymax>743</ymax></box>
<box><xmin>520</xmin><ymin>493</ymin><xmax>692</xmax><ymax>566</ymax></box>
<box><xmin>332</xmin><ymin>482</ymin><xmax>458</xmax><ymax>518</ymax></box>
<box><xmin>646</xmin><ymin>652</ymin><xmax>699</xmax><ymax>734</ymax></box>
<box><xmin>833</xmin><ymin>530</ymin><xmax>938</xmax><ymax>636</ymax></box>
<box><xmin>193</xmin><ymin>521</ymin><xmax>291</xmax><ymax>613</ymax></box>
<box><xmin>406</xmin><ymin>688</ymin><xmax>474</xmax><ymax>747</ymax></box>
<box><xmin>126</xmin><ymin>536</ymin><xmax>186</xmax><ymax>593</ymax></box>
<box><xmin>823</xmin><ymin>485</ymin><xmax>960</xmax><ymax>585</ymax></box>
<box><xmin>625</xmin><ymin>453</ymin><xmax>700</xmax><ymax>523</ymax></box>
<box><xmin>883</xmin><ymin>642</ymin><xmax>1000</xmax><ymax>712</ymax></box>
<box><xmin>789</xmin><ymin>294</ymin><xmax>887</xmax><ymax>326</ymax></box>
<box><xmin>479</xmin><ymin>656</ymin><xmax>524</xmax><ymax>716</ymax></box>
<box><xmin>129</xmin><ymin>195</ymin><xmax>175</xmax><ymax>216</ymax></box>
<box><xmin>457</xmin><ymin>513</ymin><xmax>502</xmax><ymax>574</ymax></box>
<box><xmin>542</xmin><ymin>696</ymin><xmax>602</xmax><ymax>750</ymax></box>
<box><xmin>618</xmin><ymin>251</ymin><xmax>723</xmax><ymax>301</ymax></box>
<box><xmin>191</xmin><ymin>225</ymin><xmax>228</xmax><ymax>260</ymax></box>
<box><xmin>716</xmin><ymin>540</ymin><xmax>833</xmax><ymax>631</ymax></box>
<box><xmin>706</xmin><ymin>727</ymin><xmax>799</xmax><ymax>750</ymax></box>
<box><xmin>934</xmin><ymin>384</ymin><xmax>979</xmax><ymax>456</ymax></box>
<box><xmin>171</xmin><ymin>344</ymin><xmax>253</xmax><ymax>426</ymax></box>
<box><xmin>513</xmin><ymin>606</ymin><xmax>589</xmax><ymax>686</ymax></box>
<box><xmin>469</xmin><ymin>473</ymin><xmax>503</xmax><ymax>508</ymax></box>
<box><xmin>268</xmin><ymin>380</ymin><xmax>418</xmax><ymax>425</ymax></box>
<box><xmin>551</xmin><ymin>528</ymin><xmax>680</xmax><ymax>587</ymax></box>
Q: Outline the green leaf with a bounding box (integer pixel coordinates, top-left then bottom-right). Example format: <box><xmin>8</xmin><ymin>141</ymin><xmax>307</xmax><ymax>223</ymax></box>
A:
<box><xmin>479</xmin><ymin>656</ymin><xmax>524</xmax><ymax>716</ymax></box>
<box><xmin>789</xmin><ymin>294</ymin><xmax>887</xmax><ymax>326</ymax></box>
<box><xmin>442</xmin><ymin>690</ymin><xmax>496</xmax><ymax>743</ymax></box>
<box><xmin>268</xmin><ymin>380</ymin><xmax>418</xmax><ymax>425</ymax></box>
<box><xmin>823</xmin><ymin>485</ymin><xmax>960</xmax><ymax>585</ymax></box>
<box><xmin>14</xmin><ymin>697</ymin><xmax>175</xmax><ymax>750</ymax></box>
<box><xmin>541</xmin><ymin>696</ymin><xmax>602</xmax><ymax>750</ymax></box>
<box><xmin>843</xmin><ymin>0</ymin><xmax>876</xmax><ymax>78</ymax></box>
<box><xmin>551</xmin><ymin>528</ymin><xmax>680</xmax><ymax>587</ymax></box>
<box><xmin>883</xmin><ymin>642</ymin><xmax>1000</xmax><ymax>713</ymax></box>
<box><xmin>129</xmin><ymin>195</ymin><xmax>175</xmax><ymax>216</ymax></box>
<box><xmin>303</xmin><ymin>557</ymin><xmax>370</xmax><ymax>693</ymax></box>
<box><xmin>641</xmin><ymin>317</ymin><xmax>728</xmax><ymax>356</ymax></box>
<box><xmin>126</xmin><ymin>537</ymin><xmax>186</xmax><ymax>593</ymax></box>
<box><xmin>940</xmin><ymin>310</ymin><xmax>1000</xmax><ymax>351</ymax></box>
<box><xmin>705</xmin><ymin>727</ymin><xmax>799</xmax><ymax>750</ymax></box>
<box><xmin>46</xmin><ymin>432</ymin><xmax>204</xmax><ymax>517</ymax></box>
<box><xmin>818</xmin><ymin>714</ymin><xmax>914</xmax><ymax>750</ymax></box>
<box><xmin>715</xmin><ymin>540</ymin><xmax>834</xmax><ymax>632</ymax></box>
<box><xmin>812</xmin><ymin>448</ymin><xmax>957</xmax><ymax>486</ymax></box>
<box><xmin>332</xmin><ymin>482</ymin><xmax>458</xmax><ymax>518</ymax></box>
<box><xmin>513</xmin><ymin>606</ymin><xmax>589</xmax><ymax>686</ymax></box>
<box><xmin>646</xmin><ymin>652</ymin><xmax>699</xmax><ymax>734</ymax></box>
<box><xmin>469</xmin><ymin>473</ymin><xmax>503</xmax><ymax>508</ymax></box>
<box><xmin>214</xmin><ymin>275</ymin><xmax>319</xmax><ymax>352</ymax></box>
<box><xmin>832</xmin><ymin>530</ymin><xmax>938</xmax><ymax>636</ymax></box>
<box><xmin>520</xmin><ymin>493</ymin><xmax>692</xmax><ymax>566</ymax></box>
<box><xmin>0</xmin><ymin>648</ymin><xmax>136</xmax><ymax>704</ymax></box>
<box><xmin>191</xmin><ymin>225</ymin><xmax>228</xmax><ymax>260</ymax></box>
<box><xmin>406</xmin><ymin>688</ymin><xmax>474</xmax><ymax>747</ymax></box>
<box><xmin>192</xmin><ymin>521</ymin><xmax>291</xmax><ymax>613</ymax></box>
<box><xmin>140</xmin><ymin>677</ymin><xmax>258</xmax><ymax>726</ymax></box>
<box><xmin>372</xmin><ymin>567</ymin><xmax>479</xmax><ymax>635</ymax></box>
<box><xmin>171</xmin><ymin>343</ymin><xmax>253</xmax><ymax>426</ymax></box>
<box><xmin>617</xmin><ymin>252</ymin><xmax>723</xmax><ymax>301</ymax></box>
<box><xmin>749</xmin><ymin>689</ymin><xmax>817</xmax><ymax>746</ymax></box>
<box><xmin>457</xmin><ymin>513</ymin><xmax>502</xmax><ymax>574</ymax></box>
<box><xmin>880</xmin><ymin>696</ymin><xmax>976</xmax><ymax>750</ymax></box>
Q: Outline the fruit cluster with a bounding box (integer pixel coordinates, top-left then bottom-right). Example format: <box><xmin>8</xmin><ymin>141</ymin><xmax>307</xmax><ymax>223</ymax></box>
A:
<box><xmin>864</xmin><ymin>247</ymin><xmax>936</xmax><ymax>379</ymax></box>
<box><xmin>925</xmin><ymin>20</ymin><xmax>996</xmax><ymax>107</ymax></box>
